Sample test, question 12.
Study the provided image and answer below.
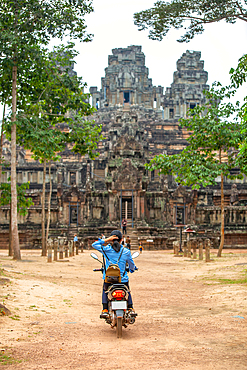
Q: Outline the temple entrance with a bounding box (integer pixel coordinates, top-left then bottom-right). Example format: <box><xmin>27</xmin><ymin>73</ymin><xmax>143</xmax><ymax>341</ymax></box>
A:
<box><xmin>175</xmin><ymin>206</ymin><xmax>185</xmax><ymax>225</ymax></box>
<box><xmin>69</xmin><ymin>202</ymin><xmax>79</xmax><ymax>225</ymax></box>
<box><xmin>120</xmin><ymin>190</ymin><xmax>134</xmax><ymax>228</ymax></box>
<box><xmin>123</xmin><ymin>91</ymin><xmax>130</xmax><ymax>104</ymax></box>
<box><xmin>121</xmin><ymin>198</ymin><xmax>132</xmax><ymax>220</ymax></box>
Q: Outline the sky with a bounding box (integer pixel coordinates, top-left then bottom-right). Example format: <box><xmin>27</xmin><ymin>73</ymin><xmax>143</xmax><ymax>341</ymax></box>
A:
<box><xmin>69</xmin><ymin>0</ymin><xmax>247</xmax><ymax>102</ymax></box>
<box><xmin>1</xmin><ymin>0</ymin><xmax>247</xmax><ymax>120</ymax></box>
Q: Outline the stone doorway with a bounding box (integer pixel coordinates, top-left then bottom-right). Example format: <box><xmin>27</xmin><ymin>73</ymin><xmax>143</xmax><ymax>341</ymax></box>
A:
<box><xmin>175</xmin><ymin>206</ymin><xmax>185</xmax><ymax>225</ymax></box>
<box><xmin>120</xmin><ymin>190</ymin><xmax>134</xmax><ymax>228</ymax></box>
<box><xmin>69</xmin><ymin>203</ymin><xmax>78</xmax><ymax>225</ymax></box>
<box><xmin>123</xmin><ymin>91</ymin><xmax>130</xmax><ymax>104</ymax></box>
<box><xmin>121</xmin><ymin>198</ymin><xmax>132</xmax><ymax>220</ymax></box>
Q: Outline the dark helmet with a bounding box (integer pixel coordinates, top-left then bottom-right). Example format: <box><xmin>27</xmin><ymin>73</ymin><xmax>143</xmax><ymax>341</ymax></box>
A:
<box><xmin>110</xmin><ymin>230</ymin><xmax>122</xmax><ymax>241</ymax></box>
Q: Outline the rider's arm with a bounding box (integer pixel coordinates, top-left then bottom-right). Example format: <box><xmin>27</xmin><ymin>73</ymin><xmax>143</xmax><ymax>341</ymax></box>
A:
<box><xmin>92</xmin><ymin>238</ymin><xmax>105</xmax><ymax>252</ymax></box>
<box><xmin>127</xmin><ymin>250</ymin><xmax>137</xmax><ymax>273</ymax></box>
<box><xmin>92</xmin><ymin>235</ymin><xmax>118</xmax><ymax>252</ymax></box>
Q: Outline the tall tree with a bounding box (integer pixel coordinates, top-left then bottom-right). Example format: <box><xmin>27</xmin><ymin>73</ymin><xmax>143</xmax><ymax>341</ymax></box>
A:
<box><xmin>146</xmin><ymin>84</ymin><xmax>243</xmax><ymax>257</ymax></box>
<box><xmin>134</xmin><ymin>0</ymin><xmax>247</xmax><ymax>42</ymax></box>
<box><xmin>0</xmin><ymin>0</ymin><xmax>93</xmax><ymax>259</ymax></box>
<box><xmin>0</xmin><ymin>65</ymin><xmax>12</xmax><ymax>184</ymax></box>
<box><xmin>0</xmin><ymin>180</ymin><xmax>33</xmax><ymax>255</ymax></box>
<box><xmin>13</xmin><ymin>45</ymin><xmax>102</xmax><ymax>256</ymax></box>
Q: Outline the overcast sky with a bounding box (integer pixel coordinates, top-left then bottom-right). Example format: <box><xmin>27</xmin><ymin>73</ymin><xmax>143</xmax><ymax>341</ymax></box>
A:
<box><xmin>70</xmin><ymin>0</ymin><xmax>247</xmax><ymax>102</ymax></box>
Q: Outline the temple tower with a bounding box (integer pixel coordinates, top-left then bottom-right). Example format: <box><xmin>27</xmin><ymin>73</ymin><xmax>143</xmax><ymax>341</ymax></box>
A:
<box><xmin>90</xmin><ymin>45</ymin><xmax>163</xmax><ymax>110</ymax></box>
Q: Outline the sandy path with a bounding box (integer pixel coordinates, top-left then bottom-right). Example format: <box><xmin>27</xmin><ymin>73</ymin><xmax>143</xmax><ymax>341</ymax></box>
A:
<box><xmin>0</xmin><ymin>249</ymin><xmax>247</xmax><ymax>370</ymax></box>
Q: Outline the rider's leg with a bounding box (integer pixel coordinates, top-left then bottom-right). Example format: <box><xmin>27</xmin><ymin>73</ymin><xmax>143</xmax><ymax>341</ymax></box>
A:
<box><xmin>123</xmin><ymin>281</ymin><xmax>133</xmax><ymax>308</ymax></box>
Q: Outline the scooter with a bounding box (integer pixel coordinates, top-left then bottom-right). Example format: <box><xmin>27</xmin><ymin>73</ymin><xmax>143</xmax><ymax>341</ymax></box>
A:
<box><xmin>91</xmin><ymin>251</ymin><xmax>139</xmax><ymax>338</ymax></box>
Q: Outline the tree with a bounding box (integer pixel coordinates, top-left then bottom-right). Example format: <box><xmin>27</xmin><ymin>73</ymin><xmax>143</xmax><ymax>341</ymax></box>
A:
<box><xmin>0</xmin><ymin>180</ymin><xmax>33</xmax><ymax>255</ymax></box>
<box><xmin>146</xmin><ymin>84</ymin><xmax>243</xmax><ymax>257</ymax></box>
<box><xmin>0</xmin><ymin>0</ymin><xmax>93</xmax><ymax>260</ymax></box>
<box><xmin>12</xmin><ymin>45</ymin><xmax>102</xmax><ymax>256</ymax></box>
<box><xmin>229</xmin><ymin>54</ymin><xmax>247</xmax><ymax>174</ymax></box>
<box><xmin>0</xmin><ymin>66</ymin><xmax>12</xmax><ymax>184</ymax></box>
<box><xmin>134</xmin><ymin>0</ymin><xmax>247</xmax><ymax>42</ymax></box>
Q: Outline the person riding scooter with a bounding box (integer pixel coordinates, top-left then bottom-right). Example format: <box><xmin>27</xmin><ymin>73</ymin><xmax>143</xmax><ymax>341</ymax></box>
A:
<box><xmin>91</xmin><ymin>230</ymin><xmax>138</xmax><ymax>318</ymax></box>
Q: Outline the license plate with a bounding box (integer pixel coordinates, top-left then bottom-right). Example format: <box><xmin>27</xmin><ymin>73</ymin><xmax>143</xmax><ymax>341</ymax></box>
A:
<box><xmin>111</xmin><ymin>301</ymin><xmax>127</xmax><ymax>310</ymax></box>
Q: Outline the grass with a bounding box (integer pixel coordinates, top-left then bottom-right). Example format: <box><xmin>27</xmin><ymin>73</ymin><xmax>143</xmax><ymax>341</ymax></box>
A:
<box><xmin>29</xmin><ymin>305</ymin><xmax>38</xmax><ymax>311</ymax></box>
<box><xmin>9</xmin><ymin>315</ymin><xmax>20</xmax><ymax>320</ymax></box>
<box><xmin>201</xmin><ymin>272</ymin><xmax>247</xmax><ymax>285</ymax></box>
<box><xmin>0</xmin><ymin>351</ymin><xmax>21</xmax><ymax>365</ymax></box>
<box><xmin>216</xmin><ymin>277</ymin><xmax>247</xmax><ymax>285</ymax></box>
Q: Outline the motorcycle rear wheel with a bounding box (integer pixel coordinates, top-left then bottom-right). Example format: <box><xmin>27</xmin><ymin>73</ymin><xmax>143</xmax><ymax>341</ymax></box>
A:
<box><xmin>116</xmin><ymin>317</ymin><xmax>122</xmax><ymax>338</ymax></box>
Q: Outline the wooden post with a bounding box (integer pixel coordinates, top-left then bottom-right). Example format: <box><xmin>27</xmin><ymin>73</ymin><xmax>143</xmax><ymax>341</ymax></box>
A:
<box><xmin>199</xmin><ymin>239</ymin><xmax>203</xmax><ymax>260</ymax></box>
<box><xmin>173</xmin><ymin>241</ymin><xmax>179</xmax><ymax>256</ymax></box>
<box><xmin>64</xmin><ymin>242</ymin><xmax>68</xmax><ymax>258</ymax></box>
<box><xmin>187</xmin><ymin>240</ymin><xmax>191</xmax><ymax>259</ymax></box>
<box><xmin>183</xmin><ymin>241</ymin><xmax>188</xmax><ymax>257</ymax></box>
<box><xmin>47</xmin><ymin>239</ymin><xmax>52</xmax><ymax>263</ymax></box>
<box><xmin>72</xmin><ymin>241</ymin><xmax>75</xmax><ymax>256</ymax></box>
<box><xmin>76</xmin><ymin>241</ymin><xmax>79</xmax><ymax>255</ymax></box>
<box><xmin>205</xmin><ymin>238</ymin><xmax>211</xmax><ymax>262</ymax></box>
<box><xmin>69</xmin><ymin>241</ymin><xmax>73</xmax><ymax>257</ymax></box>
<box><xmin>54</xmin><ymin>239</ymin><xmax>58</xmax><ymax>261</ymax></box>
<box><xmin>59</xmin><ymin>238</ymin><xmax>64</xmax><ymax>260</ymax></box>
<box><xmin>192</xmin><ymin>240</ymin><xmax>197</xmax><ymax>259</ymax></box>
<box><xmin>80</xmin><ymin>241</ymin><xmax>84</xmax><ymax>253</ymax></box>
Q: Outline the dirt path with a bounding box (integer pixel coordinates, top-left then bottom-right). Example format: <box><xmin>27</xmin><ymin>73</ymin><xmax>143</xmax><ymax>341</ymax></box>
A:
<box><xmin>0</xmin><ymin>249</ymin><xmax>247</xmax><ymax>370</ymax></box>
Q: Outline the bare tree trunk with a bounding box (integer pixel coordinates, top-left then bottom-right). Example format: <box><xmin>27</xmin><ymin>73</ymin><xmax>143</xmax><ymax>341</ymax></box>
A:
<box><xmin>0</xmin><ymin>103</ymin><xmax>6</xmax><ymax>184</ymax></box>
<box><xmin>41</xmin><ymin>158</ymin><xmax>46</xmax><ymax>256</ymax></box>
<box><xmin>9</xmin><ymin>207</ymin><xmax>13</xmax><ymax>256</ymax></box>
<box><xmin>46</xmin><ymin>160</ymin><xmax>52</xmax><ymax>250</ymax></box>
<box><xmin>217</xmin><ymin>171</ymin><xmax>225</xmax><ymax>257</ymax></box>
<box><xmin>11</xmin><ymin>64</ymin><xmax>20</xmax><ymax>260</ymax></box>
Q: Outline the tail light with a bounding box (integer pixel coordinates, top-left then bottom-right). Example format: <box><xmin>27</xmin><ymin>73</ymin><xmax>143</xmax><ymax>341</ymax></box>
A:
<box><xmin>112</xmin><ymin>290</ymin><xmax>126</xmax><ymax>300</ymax></box>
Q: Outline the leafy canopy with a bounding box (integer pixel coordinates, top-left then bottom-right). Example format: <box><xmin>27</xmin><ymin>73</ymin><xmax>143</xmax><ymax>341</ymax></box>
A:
<box><xmin>4</xmin><ymin>44</ymin><xmax>103</xmax><ymax>162</ymax></box>
<box><xmin>230</xmin><ymin>54</ymin><xmax>247</xmax><ymax>174</ymax></box>
<box><xmin>0</xmin><ymin>0</ymin><xmax>93</xmax><ymax>111</ymax></box>
<box><xmin>0</xmin><ymin>180</ymin><xmax>33</xmax><ymax>216</ymax></box>
<box><xmin>134</xmin><ymin>0</ymin><xmax>247</xmax><ymax>42</ymax></box>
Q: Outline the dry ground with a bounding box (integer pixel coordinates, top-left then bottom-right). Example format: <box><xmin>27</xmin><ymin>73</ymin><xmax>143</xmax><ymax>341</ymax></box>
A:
<box><xmin>0</xmin><ymin>248</ymin><xmax>247</xmax><ymax>370</ymax></box>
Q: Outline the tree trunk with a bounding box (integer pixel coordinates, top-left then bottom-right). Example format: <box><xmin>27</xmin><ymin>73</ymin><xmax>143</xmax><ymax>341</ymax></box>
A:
<box><xmin>11</xmin><ymin>64</ymin><xmax>20</xmax><ymax>260</ymax></box>
<box><xmin>9</xmin><ymin>207</ymin><xmax>13</xmax><ymax>256</ymax></box>
<box><xmin>41</xmin><ymin>158</ymin><xmax>46</xmax><ymax>256</ymax></box>
<box><xmin>46</xmin><ymin>160</ymin><xmax>52</xmax><ymax>251</ymax></box>
<box><xmin>217</xmin><ymin>171</ymin><xmax>225</xmax><ymax>257</ymax></box>
<box><xmin>0</xmin><ymin>102</ymin><xmax>6</xmax><ymax>184</ymax></box>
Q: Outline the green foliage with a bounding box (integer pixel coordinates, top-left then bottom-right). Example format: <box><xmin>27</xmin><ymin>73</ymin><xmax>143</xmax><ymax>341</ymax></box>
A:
<box><xmin>4</xmin><ymin>44</ymin><xmax>102</xmax><ymax>162</ymax></box>
<box><xmin>0</xmin><ymin>0</ymin><xmax>94</xmax><ymax>115</ymax></box>
<box><xmin>134</xmin><ymin>0</ymin><xmax>247</xmax><ymax>42</ymax></box>
<box><xmin>0</xmin><ymin>179</ymin><xmax>33</xmax><ymax>216</ymax></box>
<box><xmin>0</xmin><ymin>351</ymin><xmax>22</xmax><ymax>365</ymax></box>
<box><xmin>229</xmin><ymin>55</ymin><xmax>247</xmax><ymax>174</ymax></box>
<box><xmin>68</xmin><ymin>118</ymin><xmax>103</xmax><ymax>159</ymax></box>
<box><xmin>146</xmin><ymin>84</ymin><xmax>243</xmax><ymax>189</ymax></box>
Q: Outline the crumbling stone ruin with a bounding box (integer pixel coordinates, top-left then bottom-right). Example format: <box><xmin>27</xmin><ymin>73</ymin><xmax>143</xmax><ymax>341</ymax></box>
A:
<box><xmin>1</xmin><ymin>46</ymin><xmax>247</xmax><ymax>249</ymax></box>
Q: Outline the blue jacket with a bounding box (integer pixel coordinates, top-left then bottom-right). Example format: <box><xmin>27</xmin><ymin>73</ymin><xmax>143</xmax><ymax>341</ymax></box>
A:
<box><xmin>92</xmin><ymin>238</ymin><xmax>137</xmax><ymax>283</ymax></box>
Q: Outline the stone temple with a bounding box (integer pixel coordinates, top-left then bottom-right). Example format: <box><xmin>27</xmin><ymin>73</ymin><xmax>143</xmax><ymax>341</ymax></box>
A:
<box><xmin>1</xmin><ymin>45</ymin><xmax>247</xmax><ymax>249</ymax></box>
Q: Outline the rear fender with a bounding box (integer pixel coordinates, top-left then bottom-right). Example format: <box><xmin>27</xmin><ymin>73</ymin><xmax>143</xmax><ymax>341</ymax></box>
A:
<box><xmin>115</xmin><ymin>309</ymin><xmax>124</xmax><ymax>318</ymax></box>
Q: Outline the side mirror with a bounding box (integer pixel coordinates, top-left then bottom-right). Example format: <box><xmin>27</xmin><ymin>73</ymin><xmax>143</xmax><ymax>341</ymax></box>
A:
<box><xmin>91</xmin><ymin>252</ymin><xmax>99</xmax><ymax>260</ymax></box>
<box><xmin>132</xmin><ymin>251</ymin><xmax>140</xmax><ymax>259</ymax></box>
<box><xmin>90</xmin><ymin>252</ymin><xmax>103</xmax><ymax>264</ymax></box>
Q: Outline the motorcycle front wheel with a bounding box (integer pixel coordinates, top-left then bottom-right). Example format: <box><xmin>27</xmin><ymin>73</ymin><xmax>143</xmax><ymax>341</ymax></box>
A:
<box><xmin>116</xmin><ymin>317</ymin><xmax>122</xmax><ymax>338</ymax></box>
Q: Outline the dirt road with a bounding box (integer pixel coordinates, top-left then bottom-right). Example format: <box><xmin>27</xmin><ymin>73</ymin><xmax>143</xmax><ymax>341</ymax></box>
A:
<box><xmin>0</xmin><ymin>249</ymin><xmax>247</xmax><ymax>369</ymax></box>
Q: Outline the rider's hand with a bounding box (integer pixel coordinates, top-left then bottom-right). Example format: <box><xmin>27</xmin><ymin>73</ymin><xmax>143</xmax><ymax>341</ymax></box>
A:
<box><xmin>104</xmin><ymin>235</ymin><xmax>119</xmax><ymax>243</ymax></box>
